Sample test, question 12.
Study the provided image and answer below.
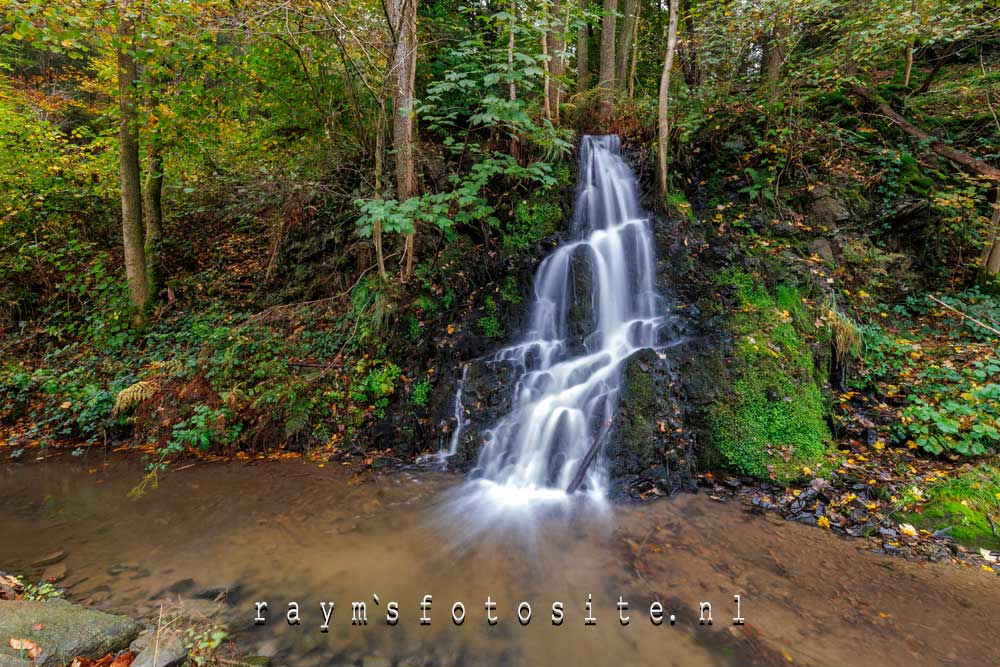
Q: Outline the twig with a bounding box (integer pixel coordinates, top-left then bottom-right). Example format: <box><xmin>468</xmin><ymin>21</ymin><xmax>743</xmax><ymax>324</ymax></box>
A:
<box><xmin>927</xmin><ymin>294</ymin><xmax>1000</xmax><ymax>337</ymax></box>
<box><xmin>152</xmin><ymin>604</ymin><xmax>162</xmax><ymax>667</ymax></box>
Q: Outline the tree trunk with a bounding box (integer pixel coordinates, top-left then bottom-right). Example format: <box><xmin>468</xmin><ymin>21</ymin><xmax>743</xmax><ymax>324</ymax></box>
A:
<box><xmin>508</xmin><ymin>0</ymin><xmax>517</xmax><ymax>102</ymax></box>
<box><xmin>615</xmin><ymin>0</ymin><xmax>636</xmax><ymax>91</ymax></box>
<box><xmin>903</xmin><ymin>0</ymin><xmax>917</xmax><ymax>87</ymax></box>
<box><xmin>982</xmin><ymin>184</ymin><xmax>1000</xmax><ymax>275</ymax></box>
<box><xmin>656</xmin><ymin>0</ymin><xmax>680</xmax><ymax>198</ymax></box>
<box><xmin>143</xmin><ymin>147</ymin><xmax>163</xmax><ymax>296</ymax></box>
<box><xmin>679</xmin><ymin>0</ymin><xmax>700</xmax><ymax>89</ymax></box>
<box><xmin>576</xmin><ymin>0</ymin><xmax>590</xmax><ymax>91</ymax></box>
<box><xmin>546</xmin><ymin>0</ymin><xmax>566</xmax><ymax>123</ymax></box>
<box><xmin>542</xmin><ymin>29</ymin><xmax>552</xmax><ymax>120</ymax></box>
<box><xmin>597</xmin><ymin>0</ymin><xmax>617</xmax><ymax>119</ymax></box>
<box><xmin>117</xmin><ymin>7</ymin><xmax>150</xmax><ymax>327</ymax></box>
<box><xmin>391</xmin><ymin>0</ymin><xmax>418</xmax><ymax>280</ymax></box>
<box><xmin>763</xmin><ymin>21</ymin><xmax>786</xmax><ymax>103</ymax></box>
<box><xmin>627</xmin><ymin>0</ymin><xmax>640</xmax><ymax>99</ymax></box>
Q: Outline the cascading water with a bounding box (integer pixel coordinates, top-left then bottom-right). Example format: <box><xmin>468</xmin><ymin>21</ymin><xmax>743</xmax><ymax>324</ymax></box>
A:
<box><xmin>446</xmin><ymin>135</ymin><xmax>666</xmax><ymax>503</ymax></box>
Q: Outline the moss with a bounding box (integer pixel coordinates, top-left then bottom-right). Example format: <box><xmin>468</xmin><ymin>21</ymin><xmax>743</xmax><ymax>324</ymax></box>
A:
<box><xmin>903</xmin><ymin>502</ymin><xmax>997</xmax><ymax>550</ymax></box>
<box><xmin>707</xmin><ymin>269</ymin><xmax>831</xmax><ymax>482</ymax></box>
<box><xmin>900</xmin><ymin>464</ymin><xmax>1000</xmax><ymax>549</ymax></box>
<box><xmin>504</xmin><ymin>196</ymin><xmax>564</xmax><ymax>256</ymax></box>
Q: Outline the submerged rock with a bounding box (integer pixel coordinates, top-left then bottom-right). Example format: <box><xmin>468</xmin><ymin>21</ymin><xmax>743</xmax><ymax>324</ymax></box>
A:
<box><xmin>0</xmin><ymin>599</ymin><xmax>140</xmax><ymax>667</ymax></box>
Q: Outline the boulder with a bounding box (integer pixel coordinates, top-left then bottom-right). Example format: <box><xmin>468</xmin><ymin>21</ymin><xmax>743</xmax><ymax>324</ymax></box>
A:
<box><xmin>132</xmin><ymin>632</ymin><xmax>187</xmax><ymax>667</ymax></box>
<box><xmin>0</xmin><ymin>599</ymin><xmax>140</xmax><ymax>667</ymax></box>
<box><xmin>807</xmin><ymin>238</ymin><xmax>835</xmax><ymax>264</ymax></box>
<box><xmin>809</xmin><ymin>185</ymin><xmax>850</xmax><ymax>226</ymax></box>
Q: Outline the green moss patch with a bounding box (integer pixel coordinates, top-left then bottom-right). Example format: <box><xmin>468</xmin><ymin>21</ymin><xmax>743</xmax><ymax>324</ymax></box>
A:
<box><xmin>707</xmin><ymin>269</ymin><xmax>831</xmax><ymax>482</ymax></box>
<box><xmin>901</xmin><ymin>464</ymin><xmax>1000</xmax><ymax>550</ymax></box>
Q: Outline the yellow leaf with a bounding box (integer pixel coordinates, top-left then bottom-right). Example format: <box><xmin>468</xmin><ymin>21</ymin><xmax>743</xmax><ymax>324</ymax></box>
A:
<box><xmin>817</xmin><ymin>516</ymin><xmax>830</xmax><ymax>529</ymax></box>
<box><xmin>898</xmin><ymin>523</ymin><xmax>917</xmax><ymax>537</ymax></box>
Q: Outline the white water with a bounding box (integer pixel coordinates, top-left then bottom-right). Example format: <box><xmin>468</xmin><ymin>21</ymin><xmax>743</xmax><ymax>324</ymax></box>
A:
<box><xmin>447</xmin><ymin>135</ymin><xmax>665</xmax><ymax>503</ymax></box>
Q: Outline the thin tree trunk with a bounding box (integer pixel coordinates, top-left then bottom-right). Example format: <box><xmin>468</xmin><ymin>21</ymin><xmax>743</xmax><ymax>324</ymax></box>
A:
<box><xmin>576</xmin><ymin>0</ymin><xmax>590</xmax><ymax>91</ymax></box>
<box><xmin>679</xmin><ymin>0</ymin><xmax>700</xmax><ymax>89</ymax></box>
<box><xmin>903</xmin><ymin>0</ymin><xmax>917</xmax><ymax>86</ymax></box>
<box><xmin>546</xmin><ymin>0</ymin><xmax>566</xmax><ymax>123</ymax></box>
<box><xmin>143</xmin><ymin>147</ymin><xmax>163</xmax><ymax>295</ymax></box>
<box><xmin>117</xmin><ymin>6</ymin><xmax>150</xmax><ymax>326</ymax></box>
<box><xmin>597</xmin><ymin>0</ymin><xmax>617</xmax><ymax>119</ymax></box>
<box><xmin>627</xmin><ymin>0</ymin><xmax>640</xmax><ymax>100</ymax></box>
<box><xmin>763</xmin><ymin>21</ymin><xmax>786</xmax><ymax>103</ymax></box>
<box><xmin>656</xmin><ymin>0</ymin><xmax>680</xmax><ymax>198</ymax></box>
<box><xmin>391</xmin><ymin>0</ymin><xmax>418</xmax><ymax>280</ymax></box>
<box><xmin>615</xmin><ymin>0</ymin><xmax>636</xmax><ymax>91</ymax></box>
<box><xmin>542</xmin><ymin>28</ymin><xmax>552</xmax><ymax>120</ymax></box>
<box><xmin>374</xmin><ymin>105</ymin><xmax>388</xmax><ymax>282</ymax></box>
<box><xmin>508</xmin><ymin>0</ymin><xmax>517</xmax><ymax>102</ymax></box>
<box><xmin>982</xmin><ymin>184</ymin><xmax>1000</xmax><ymax>275</ymax></box>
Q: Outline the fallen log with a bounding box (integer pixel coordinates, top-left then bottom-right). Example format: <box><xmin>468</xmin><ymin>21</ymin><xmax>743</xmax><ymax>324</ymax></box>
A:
<box><xmin>849</xmin><ymin>84</ymin><xmax>1000</xmax><ymax>182</ymax></box>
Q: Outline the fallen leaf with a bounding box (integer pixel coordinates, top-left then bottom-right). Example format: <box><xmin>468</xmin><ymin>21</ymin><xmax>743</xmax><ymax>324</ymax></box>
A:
<box><xmin>817</xmin><ymin>516</ymin><xmax>830</xmax><ymax>529</ymax></box>
<box><xmin>898</xmin><ymin>523</ymin><xmax>917</xmax><ymax>537</ymax></box>
<box><xmin>9</xmin><ymin>638</ymin><xmax>43</xmax><ymax>660</ymax></box>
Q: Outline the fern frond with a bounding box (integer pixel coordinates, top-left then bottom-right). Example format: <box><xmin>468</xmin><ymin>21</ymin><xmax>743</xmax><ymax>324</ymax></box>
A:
<box><xmin>112</xmin><ymin>380</ymin><xmax>160</xmax><ymax>416</ymax></box>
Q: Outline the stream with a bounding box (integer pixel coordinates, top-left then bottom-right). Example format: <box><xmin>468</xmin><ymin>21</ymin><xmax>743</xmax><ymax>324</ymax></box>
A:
<box><xmin>3</xmin><ymin>456</ymin><xmax>998</xmax><ymax>667</ymax></box>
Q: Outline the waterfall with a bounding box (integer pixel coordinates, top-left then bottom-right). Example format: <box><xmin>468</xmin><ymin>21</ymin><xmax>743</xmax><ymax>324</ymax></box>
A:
<box><xmin>449</xmin><ymin>135</ymin><xmax>665</xmax><ymax>501</ymax></box>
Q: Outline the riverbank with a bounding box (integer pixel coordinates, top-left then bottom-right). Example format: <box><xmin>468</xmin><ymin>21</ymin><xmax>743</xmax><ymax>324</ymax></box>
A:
<box><xmin>2</xmin><ymin>456</ymin><xmax>999</xmax><ymax>667</ymax></box>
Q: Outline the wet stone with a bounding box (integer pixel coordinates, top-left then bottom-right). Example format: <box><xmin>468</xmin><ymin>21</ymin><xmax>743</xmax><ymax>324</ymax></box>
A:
<box><xmin>31</xmin><ymin>550</ymin><xmax>67</xmax><ymax>568</ymax></box>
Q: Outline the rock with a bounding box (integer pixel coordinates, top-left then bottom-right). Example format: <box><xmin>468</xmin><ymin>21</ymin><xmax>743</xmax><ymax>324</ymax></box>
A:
<box><xmin>0</xmin><ymin>599</ymin><xmax>140</xmax><ymax>667</ymax></box>
<box><xmin>31</xmin><ymin>551</ymin><xmax>67</xmax><ymax>568</ymax></box>
<box><xmin>150</xmin><ymin>578</ymin><xmax>195</xmax><ymax>599</ymax></box>
<box><xmin>362</xmin><ymin>657</ymin><xmax>391</xmax><ymax>667</ymax></box>
<box><xmin>193</xmin><ymin>582</ymin><xmax>241</xmax><ymax>603</ymax></box>
<box><xmin>107</xmin><ymin>563</ymin><xmax>142</xmax><ymax>577</ymax></box>
<box><xmin>41</xmin><ymin>562</ymin><xmax>67</xmax><ymax>583</ymax></box>
<box><xmin>0</xmin><ymin>656</ymin><xmax>32</xmax><ymax>667</ymax></box>
<box><xmin>807</xmin><ymin>238</ymin><xmax>835</xmax><ymax>263</ymax></box>
<box><xmin>132</xmin><ymin>633</ymin><xmax>187</xmax><ymax>667</ymax></box>
<box><xmin>809</xmin><ymin>185</ymin><xmax>850</xmax><ymax>225</ymax></box>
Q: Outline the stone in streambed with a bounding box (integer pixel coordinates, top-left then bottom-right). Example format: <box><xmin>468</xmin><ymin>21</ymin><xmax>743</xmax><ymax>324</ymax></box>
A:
<box><xmin>0</xmin><ymin>599</ymin><xmax>140</xmax><ymax>667</ymax></box>
<box><xmin>31</xmin><ymin>550</ymin><xmax>67</xmax><ymax>568</ymax></box>
<box><xmin>41</xmin><ymin>562</ymin><xmax>67</xmax><ymax>583</ymax></box>
<box><xmin>131</xmin><ymin>632</ymin><xmax>187</xmax><ymax>667</ymax></box>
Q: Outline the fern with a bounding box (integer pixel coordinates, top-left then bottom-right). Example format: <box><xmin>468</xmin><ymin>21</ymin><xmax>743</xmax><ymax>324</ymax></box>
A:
<box><xmin>112</xmin><ymin>380</ymin><xmax>160</xmax><ymax>416</ymax></box>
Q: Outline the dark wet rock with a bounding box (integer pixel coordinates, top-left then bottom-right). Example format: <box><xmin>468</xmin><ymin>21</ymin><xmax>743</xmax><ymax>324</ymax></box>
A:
<box><xmin>808</xmin><ymin>238</ymin><xmax>835</xmax><ymax>263</ymax></box>
<box><xmin>107</xmin><ymin>562</ymin><xmax>142</xmax><ymax>576</ymax></box>
<box><xmin>31</xmin><ymin>550</ymin><xmax>67</xmax><ymax>568</ymax></box>
<box><xmin>132</xmin><ymin>632</ymin><xmax>187</xmax><ymax>667</ymax></box>
<box><xmin>152</xmin><ymin>578</ymin><xmax>195</xmax><ymax>599</ymax></box>
<box><xmin>193</xmin><ymin>581</ymin><xmax>242</xmax><ymax>603</ymax></box>
<box><xmin>607</xmin><ymin>348</ymin><xmax>695</xmax><ymax>499</ymax></box>
<box><xmin>0</xmin><ymin>599</ymin><xmax>140</xmax><ymax>667</ymax></box>
<box><xmin>809</xmin><ymin>185</ymin><xmax>850</xmax><ymax>225</ymax></box>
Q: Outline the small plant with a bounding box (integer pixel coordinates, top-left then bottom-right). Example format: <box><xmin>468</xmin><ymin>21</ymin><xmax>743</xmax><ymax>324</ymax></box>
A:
<box><xmin>478</xmin><ymin>315</ymin><xmax>504</xmax><ymax>338</ymax></box>
<box><xmin>500</xmin><ymin>276</ymin><xmax>522</xmax><ymax>304</ymax></box>
<box><xmin>17</xmin><ymin>577</ymin><xmax>62</xmax><ymax>601</ymax></box>
<box><xmin>412</xmin><ymin>377</ymin><xmax>433</xmax><ymax>407</ymax></box>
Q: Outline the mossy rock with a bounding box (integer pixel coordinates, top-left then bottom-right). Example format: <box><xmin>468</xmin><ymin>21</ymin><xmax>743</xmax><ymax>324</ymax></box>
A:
<box><xmin>902</xmin><ymin>501</ymin><xmax>1000</xmax><ymax>551</ymax></box>
<box><xmin>705</xmin><ymin>270</ymin><xmax>831</xmax><ymax>482</ymax></box>
<box><xmin>0</xmin><ymin>599</ymin><xmax>140</xmax><ymax>667</ymax></box>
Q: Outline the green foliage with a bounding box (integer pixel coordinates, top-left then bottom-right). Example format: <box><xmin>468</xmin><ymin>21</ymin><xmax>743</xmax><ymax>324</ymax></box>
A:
<box><xmin>504</xmin><ymin>197</ymin><xmax>564</xmax><ymax>255</ymax></box>
<box><xmin>708</xmin><ymin>269</ymin><xmax>831</xmax><ymax>481</ymax></box>
<box><xmin>478</xmin><ymin>315</ymin><xmax>504</xmax><ymax>338</ymax></box>
<box><xmin>500</xmin><ymin>275</ymin><xmax>522</xmax><ymax>304</ymax></box>
<box><xmin>167</xmin><ymin>405</ymin><xmax>239</xmax><ymax>454</ymax></box>
<box><xmin>15</xmin><ymin>577</ymin><xmax>63</xmax><ymax>601</ymax></box>
<box><xmin>411</xmin><ymin>377</ymin><xmax>433</xmax><ymax>407</ymax></box>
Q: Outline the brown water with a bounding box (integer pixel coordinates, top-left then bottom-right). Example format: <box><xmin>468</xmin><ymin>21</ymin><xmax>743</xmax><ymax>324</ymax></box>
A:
<box><xmin>2</xmin><ymin>456</ymin><xmax>997</xmax><ymax>666</ymax></box>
